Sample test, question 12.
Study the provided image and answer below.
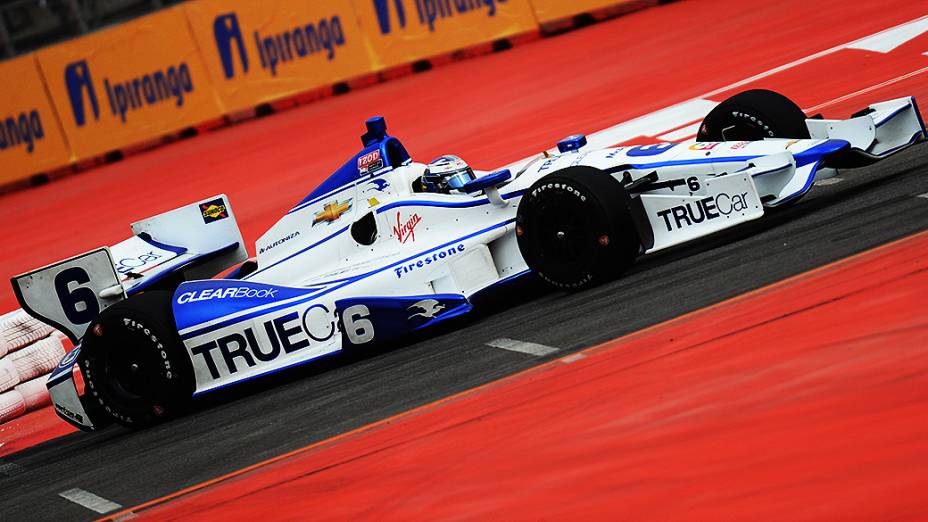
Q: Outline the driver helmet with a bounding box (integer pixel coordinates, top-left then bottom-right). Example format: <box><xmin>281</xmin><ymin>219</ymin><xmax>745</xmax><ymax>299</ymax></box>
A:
<box><xmin>422</xmin><ymin>155</ymin><xmax>476</xmax><ymax>193</ymax></box>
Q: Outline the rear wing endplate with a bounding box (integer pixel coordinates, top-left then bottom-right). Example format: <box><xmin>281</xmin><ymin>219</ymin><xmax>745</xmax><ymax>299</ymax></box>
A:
<box><xmin>11</xmin><ymin>194</ymin><xmax>247</xmax><ymax>343</ymax></box>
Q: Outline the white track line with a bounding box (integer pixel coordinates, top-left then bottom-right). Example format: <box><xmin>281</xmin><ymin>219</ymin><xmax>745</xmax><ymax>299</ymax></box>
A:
<box><xmin>585</xmin><ymin>98</ymin><xmax>718</xmax><ymax>149</ymax></box>
<box><xmin>502</xmin><ymin>100</ymin><xmax>716</xmax><ymax>172</ymax></box>
<box><xmin>656</xmin><ymin>122</ymin><xmax>701</xmax><ymax>142</ymax></box>
<box><xmin>59</xmin><ymin>488</ymin><xmax>122</xmax><ymax>514</ymax></box>
<box><xmin>486</xmin><ymin>338</ymin><xmax>559</xmax><ymax>356</ymax></box>
<box><xmin>651</xmin><ymin>57</ymin><xmax>928</xmax><ymax>144</ymax></box>
<box><xmin>700</xmin><ymin>15</ymin><xmax>928</xmax><ymax>99</ymax></box>
<box><xmin>651</xmin><ymin>14</ymin><xmax>928</xmax><ymax>141</ymax></box>
<box><xmin>847</xmin><ymin>16</ymin><xmax>928</xmax><ymax>53</ymax></box>
<box><xmin>917</xmin><ymin>193</ymin><xmax>928</xmax><ymax>199</ymax></box>
<box><xmin>608</xmin><ymin>61</ymin><xmax>928</xmax><ymax>146</ymax></box>
<box><xmin>561</xmin><ymin>353</ymin><xmax>587</xmax><ymax>363</ymax></box>
<box><xmin>814</xmin><ymin>177</ymin><xmax>844</xmax><ymax>187</ymax></box>
<box><xmin>501</xmin><ymin>17</ymin><xmax>928</xmax><ymax>172</ymax></box>
<box><xmin>804</xmin><ymin>65</ymin><xmax>928</xmax><ymax>113</ymax></box>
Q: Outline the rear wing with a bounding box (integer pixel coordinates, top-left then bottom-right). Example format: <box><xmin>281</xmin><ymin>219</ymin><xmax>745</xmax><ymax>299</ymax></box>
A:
<box><xmin>11</xmin><ymin>194</ymin><xmax>247</xmax><ymax>343</ymax></box>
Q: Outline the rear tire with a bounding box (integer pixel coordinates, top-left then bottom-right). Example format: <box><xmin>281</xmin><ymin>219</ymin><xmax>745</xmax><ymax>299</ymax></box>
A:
<box><xmin>516</xmin><ymin>167</ymin><xmax>641</xmax><ymax>291</ymax></box>
<box><xmin>79</xmin><ymin>291</ymin><xmax>193</xmax><ymax>428</ymax></box>
<box><xmin>697</xmin><ymin>89</ymin><xmax>810</xmax><ymax>142</ymax></box>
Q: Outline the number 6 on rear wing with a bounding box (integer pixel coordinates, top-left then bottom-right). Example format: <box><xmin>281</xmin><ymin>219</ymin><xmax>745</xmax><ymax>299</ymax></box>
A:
<box><xmin>9</xmin><ymin>194</ymin><xmax>246</xmax><ymax>344</ymax></box>
<box><xmin>11</xmin><ymin>248</ymin><xmax>125</xmax><ymax>344</ymax></box>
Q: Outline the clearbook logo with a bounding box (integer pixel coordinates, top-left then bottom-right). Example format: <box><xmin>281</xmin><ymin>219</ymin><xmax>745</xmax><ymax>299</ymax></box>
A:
<box><xmin>0</xmin><ymin>110</ymin><xmax>45</xmax><ymax>154</ymax></box>
<box><xmin>373</xmin><ymin>0</ymin><xmax>506</xmax><ymax>33</ymax></box>
<box><xmin>64</xmin><ymin>59</ymin><xmax>194</xmax><ymax>126</ymax></box>
<box><xmin>176</xmin><ymin>286</ymin><xmax>278</xmax><ymax>304</ymax></box>
<box><xmin>212</xmin><ymin>12</ymin><xmax>346</xmax><ymax>79</ymax></box>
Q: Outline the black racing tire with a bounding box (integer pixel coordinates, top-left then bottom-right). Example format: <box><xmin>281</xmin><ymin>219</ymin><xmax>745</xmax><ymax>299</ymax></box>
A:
<box><xmin>516</xmin><ymin>166</ymin><xmax>641</xmax><ymax>291</ymax></box>
<box><xmin>79</xmin><ymin>291</ymin><xmax>194</xmax><ymax>428</ymax></box>
<box><xmin>696</xmin><ymin>89</ymin><xmax>810</xmax><ymax>142</ymax></box>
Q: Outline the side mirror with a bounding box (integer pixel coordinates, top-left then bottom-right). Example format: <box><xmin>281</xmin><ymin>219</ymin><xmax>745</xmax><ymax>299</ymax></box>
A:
<box><xmin>462</xmin><ymin>169</ymin><xmax>512</xmax><ymax>206</ymax></box>
<box><xmin>463</xmin><ymin>169</ymin><xmax>511</xmax><ymax>192</ymax></box>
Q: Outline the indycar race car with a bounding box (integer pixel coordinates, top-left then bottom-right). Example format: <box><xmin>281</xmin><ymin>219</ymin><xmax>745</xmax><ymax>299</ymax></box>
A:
<box><xmin>11</xmin><ymin>89</ymin><xmax>926</xmax><ymax>430</ymax></box>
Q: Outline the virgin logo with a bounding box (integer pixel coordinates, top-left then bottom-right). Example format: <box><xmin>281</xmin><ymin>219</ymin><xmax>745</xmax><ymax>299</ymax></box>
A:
<box><xmin>393</xmin><ymin>211</ymin><xmax>422</xmax><ymax>244</ymax></box>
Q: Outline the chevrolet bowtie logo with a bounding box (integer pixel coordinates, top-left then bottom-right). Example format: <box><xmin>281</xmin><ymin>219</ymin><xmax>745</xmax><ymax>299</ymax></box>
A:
<box><xmin>313</xmin><ymin>200</ymin><xmax>352</xmax><ymax>226</ymax></box>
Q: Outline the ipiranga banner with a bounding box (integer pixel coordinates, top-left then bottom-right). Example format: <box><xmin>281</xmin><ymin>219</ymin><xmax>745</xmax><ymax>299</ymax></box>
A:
<box><xmin>0</xmin><ymin>54</ymin><xmax>71</xmax><ymax>184</ymax></box>
<box><xmin>352</xmin><ymin>0</ymin><xmax>539</xmax><ymax>70</ymax></box>
<box><xmin>2</xmin><ymin>0</ymin><xmax>652</xmax><ymax>185</ymax></box>
<box><xmin>184</xmin><ymin>0</ymin><xmax>375</xmax><ymax>114</ymax></box>
<box><xmin>36</xmin><ymin>6</ymin><xmax>223</xmax><ymax>161</ymax></box>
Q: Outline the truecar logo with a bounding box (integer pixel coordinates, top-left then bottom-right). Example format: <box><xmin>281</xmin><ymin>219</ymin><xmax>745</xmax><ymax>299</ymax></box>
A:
<box><xmin>372</xmin><ymin>0</ymin><xmax>505</xmax><ymax>33</ymax></box>
<box><xmin>63</xmin><ymin>60</ymin><xmax>194</xmax><ymax>126</ymax></box>
<box><xmin>211</xmin><ymin>12</ymin><xmax>347</xmax><ymax>79</ymax></box>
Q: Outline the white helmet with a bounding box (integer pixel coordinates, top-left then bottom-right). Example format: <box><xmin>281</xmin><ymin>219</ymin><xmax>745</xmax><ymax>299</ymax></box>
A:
<box><xmin>422</xmin><ymin>155</ymin><xmax>476</xmax><ymax>193</ymax></box>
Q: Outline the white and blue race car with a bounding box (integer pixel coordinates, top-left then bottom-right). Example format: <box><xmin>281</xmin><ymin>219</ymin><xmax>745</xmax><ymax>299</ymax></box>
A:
<box><xmin>11</xmin><ymin>89</ymin><xmax>925</xmax><ymax>430</ymax></box>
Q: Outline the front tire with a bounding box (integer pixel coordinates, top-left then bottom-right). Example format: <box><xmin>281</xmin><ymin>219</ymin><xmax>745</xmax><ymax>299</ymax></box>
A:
<box><xmin>516</xmin><ymin>167</ymin><xmax>641</xmax><ymax>291</ymax></box>
<box><xmin>79</xmin><ymin>291</ymin><xmax>194</xmax><ymax>428</ymax></box>
<box><xmin>697</xmin><ymin>89</ymin><xmax>810</xmax><ymax>142</ymax></box>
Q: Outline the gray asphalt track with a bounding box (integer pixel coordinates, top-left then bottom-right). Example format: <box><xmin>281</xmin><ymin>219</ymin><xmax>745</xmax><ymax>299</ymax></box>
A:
<box><xmin>2</xmin><ymin>142</ymin><xmax>927</xmax><ymax>520</ymax></box>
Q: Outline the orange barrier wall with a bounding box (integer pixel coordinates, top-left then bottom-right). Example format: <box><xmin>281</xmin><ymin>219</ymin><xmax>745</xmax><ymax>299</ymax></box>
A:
<box><xmin>184</xmin><ymin>0</ymin><xmax>375</xmax><ymax>114</ymax></box>
<box><xmin>351</xmin><ymin>0</ymin><xmax>539</xmax><ymax>70</ymax></box>
<box><xmin>36</xmin><ymin>6</ymin><xmax>224</xmax><ymax>161</ymax></box>
<box><xmin>3</xmin><ymin>0</ymin><xmax>653</xmax><ymax>185</ymax></box>
<box><xmin>528</xmin><ymin>0</ymin><xmax>644</xmax><ymax>24</ymax></box>
<box><xmin>0</xmin><ymin>54</ymin><xmax>72</xmax><ymax>184</ymax></box>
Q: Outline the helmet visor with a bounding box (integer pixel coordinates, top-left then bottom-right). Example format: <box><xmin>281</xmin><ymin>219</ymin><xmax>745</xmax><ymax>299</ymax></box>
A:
<box><xmin>445</xmin><ymin>168</ymin><xmax>476</xmax><ymax>191</ymax></box>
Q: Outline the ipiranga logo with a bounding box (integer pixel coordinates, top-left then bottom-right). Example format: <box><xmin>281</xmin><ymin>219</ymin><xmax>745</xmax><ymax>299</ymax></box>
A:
<box><xmin>0</xmin><ymin>110</ymin><xmax>45</xmax><ymax>154</ymax></box>
<box><xmin>212</xmin><ymin>12</ymin><xmax>347</xmax><ymax>79</ymax></box>
<box><xmin>373</xmin><ymin>0</ymin><xmax>506</xmax><ymax>33</ymax></box>
<box><xmin>64</xmin><ymin>59</ymin><xmax>194</xmax><ymax>127</ymax></box>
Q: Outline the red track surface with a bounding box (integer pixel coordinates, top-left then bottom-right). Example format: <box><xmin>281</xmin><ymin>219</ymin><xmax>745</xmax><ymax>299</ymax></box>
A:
<box><xmin>2</xmin><ymin>0</ymin><xmax>927</xmax><ymax>315</ymax></box>
<box><xmin>1</xmin><ymin>0</ymin><xmax>927</xmax><ymax>505</ymax></box>
<box><xmin>0</xmin><ymin>406</ymin><xmax>73</xmax><ymax>457</ymax></box>
<box><xmin>128</xmin><ymin>231</ymin><xmax>928</xmax><ymax>521</ymax></box>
